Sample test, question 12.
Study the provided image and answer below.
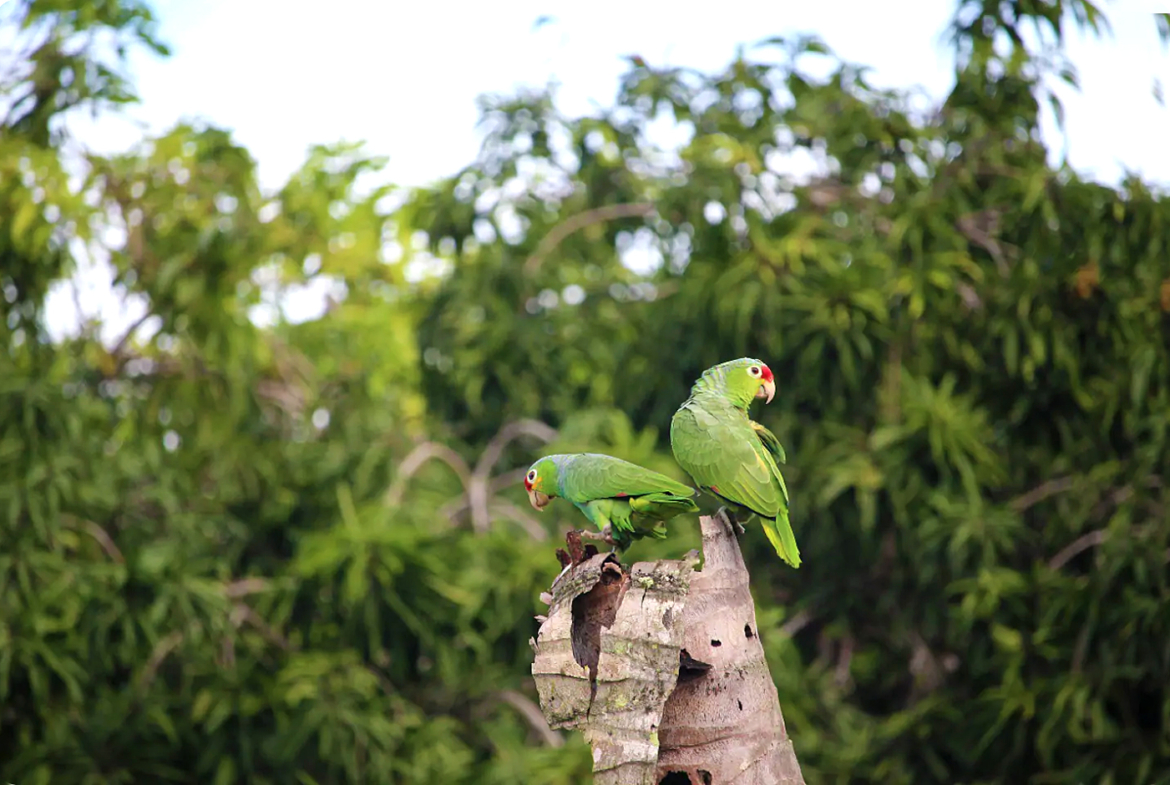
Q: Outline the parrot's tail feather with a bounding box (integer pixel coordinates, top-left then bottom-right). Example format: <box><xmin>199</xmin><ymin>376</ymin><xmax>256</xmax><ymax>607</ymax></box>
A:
<box><xmin>629</xmin><ymin>493</ymin><xmax>700</xmax><ymax>519</ymax></box>
<box><xmin>761</xmin><ymin>510</ymin><xmax>801</xmax><ymax>568</ymax></box>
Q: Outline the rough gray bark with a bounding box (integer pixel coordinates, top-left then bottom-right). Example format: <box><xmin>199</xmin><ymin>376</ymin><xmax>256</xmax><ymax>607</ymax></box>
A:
<box><xmin>530</xmin><ymin>515</ymin><xmax>805</xmax><ymax>785</ymax></box>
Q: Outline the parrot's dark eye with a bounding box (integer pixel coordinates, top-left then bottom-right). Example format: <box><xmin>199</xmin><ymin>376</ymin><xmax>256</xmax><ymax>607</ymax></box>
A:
<box><xmin>748</xmin><ymin>366</ymin><xmax>762</xmax><ymax>377</ymax></box>
<box><xmin>526</xmin><ymin>470</ymin><xmax>537</xmax><ymax>482</ymax></box>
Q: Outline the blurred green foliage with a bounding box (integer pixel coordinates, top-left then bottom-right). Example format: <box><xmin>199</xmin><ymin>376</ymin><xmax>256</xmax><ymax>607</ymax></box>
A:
<box><xmin>2</xmin><ymin>0</ymin><xmax>1169</xmax><ymax>782</ymax></box>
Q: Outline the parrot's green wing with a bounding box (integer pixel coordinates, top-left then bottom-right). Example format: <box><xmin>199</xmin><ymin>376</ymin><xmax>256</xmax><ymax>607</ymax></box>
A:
<box><xmin>561</xmin><ymin>453</ymin><xmax>695</xmax><ymax>505</ymax></box>
<box><xmin>629</xmin><ymin>492</ymin><xmax>699</xmax><ymax>520</ymax></box>
<box><xmin>671</xmin><ymin>406</ymin><xmax>785</xmax><ymax>517</ymax></box>
<box><xmin>671</xmin><ymin>400</ymin><xmax>799</xmax><ymax>568</ymax></box>
<box><xmin>750</xmin><ymin>420</ymin><xmax>787</xmax><ymax>465</ymax></box>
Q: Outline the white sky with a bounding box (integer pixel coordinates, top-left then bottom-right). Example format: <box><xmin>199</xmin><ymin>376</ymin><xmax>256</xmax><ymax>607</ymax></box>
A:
<box><xmin>70</xmin><ymin>1</ymin><xmax>1169</xmax><ymax>188</ymax></box>
<box><xmin>22</xmin><ymin>1</ymin><xmax>1170</xmax><ymax>338</ymax></box>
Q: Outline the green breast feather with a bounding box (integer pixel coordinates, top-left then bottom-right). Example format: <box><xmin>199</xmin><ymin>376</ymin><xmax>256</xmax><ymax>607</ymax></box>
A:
<box><xmin>670</xmin><ymin>403</ymin><xmax>800</xmax><ymax>567</ymax></box>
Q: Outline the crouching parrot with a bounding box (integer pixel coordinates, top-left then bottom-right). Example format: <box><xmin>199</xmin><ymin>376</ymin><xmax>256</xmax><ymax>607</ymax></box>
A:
<box><xmin>669</xmin><ymin>357</ymin><xmax>801</xmax><ymax>568</ymax></box>
<box><xmin>523</xmin><ymin>453</ymin><xmax>699</xmax><ymax>551</ymax></box>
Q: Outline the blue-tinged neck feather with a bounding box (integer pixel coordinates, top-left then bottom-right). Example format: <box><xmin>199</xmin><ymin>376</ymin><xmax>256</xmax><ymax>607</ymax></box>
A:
<box><xmin>550</xmin><ymin>454</ymin><xmax>574</xmax><ymax>496</ymax></box>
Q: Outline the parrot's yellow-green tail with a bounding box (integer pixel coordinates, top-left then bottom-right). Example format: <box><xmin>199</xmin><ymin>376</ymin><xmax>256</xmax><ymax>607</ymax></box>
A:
<box><xmin>760</xmin><ymin>510</ymin><xmax>801</xmax><ymax>568</ymax></box>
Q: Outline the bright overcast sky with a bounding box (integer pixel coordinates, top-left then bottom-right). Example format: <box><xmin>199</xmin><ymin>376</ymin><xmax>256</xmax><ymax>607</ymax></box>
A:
<box><xmin>16</xmin><ymin>0</ymin><xmax>1170</xmax><ymax>340</ymax></box>
<box><xmin>70</xmin><ymin>0</ymin><xmax>1170</xmax><ymax>190</ymax></box>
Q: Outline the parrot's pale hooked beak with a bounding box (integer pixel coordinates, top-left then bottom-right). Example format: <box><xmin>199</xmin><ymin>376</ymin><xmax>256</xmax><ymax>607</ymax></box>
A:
<box><xmin>757</xmin><ymin>379</ymin><xmax>776</xmax><ymax>404</ymax></box>
<box><xmin>527</xmin><ymin>488</ymin><xmax>551</xmax><ymax>511</ymax></box>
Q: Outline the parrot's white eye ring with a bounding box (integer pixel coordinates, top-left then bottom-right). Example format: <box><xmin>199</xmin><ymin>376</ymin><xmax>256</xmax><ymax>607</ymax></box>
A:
<box><xmin>748</xmin><ymin>366</ymin><xmax>762</xmax><ymax>377</ymax></box>
<box><xmin>527</xmin><ymin>469</ymin><xmax>538</xmax><ymax>482</ymax></box>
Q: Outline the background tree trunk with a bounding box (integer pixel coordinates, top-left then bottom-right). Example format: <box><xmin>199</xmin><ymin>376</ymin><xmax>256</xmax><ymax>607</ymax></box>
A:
<box><xmin>531</xmin><ymin>516</ymin><xmax>805</xmax><ymax>785</ymax></box>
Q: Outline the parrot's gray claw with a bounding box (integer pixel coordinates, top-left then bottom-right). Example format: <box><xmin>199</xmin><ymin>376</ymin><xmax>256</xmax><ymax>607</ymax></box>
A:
<box><xmin>717</xmin><ymin>508</ymin><xmax>745</xmax><ymax>536</ymax></box>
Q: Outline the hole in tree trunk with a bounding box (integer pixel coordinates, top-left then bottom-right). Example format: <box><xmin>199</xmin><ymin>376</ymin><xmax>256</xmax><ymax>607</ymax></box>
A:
<box><xmin>569</xmin><ymin>556</ymin><xmax>628</xmax><ymax>703</ymax></box>
<box><xmin>658</xmin><ymin>772</ymin><xmax>712</xmax><ymax>785</ymax></box>
<box><xmin>710</xmin><ymin>639</ymin><xmax>721</xmax><ymax>647</ymax></box>
<box><xmin>744</xmin><ymin>624</ymin><xmax>753</xmax><ymax>638</ymax></box>
<box><xmin>678</xmin><ymin>648</ymin><xmax>712</xmax><ymax>682</ymax></box>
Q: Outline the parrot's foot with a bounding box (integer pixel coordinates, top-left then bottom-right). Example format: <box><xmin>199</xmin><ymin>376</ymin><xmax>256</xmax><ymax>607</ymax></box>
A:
<box><xmin>577</xmin><ymin>525</ymin><xmax>617</xmax><ymax>548</ymax></box>
<box><xmin>602</xmin><ymin>523</ymin><xmax>618</xmax><ymax>552</ymax></box>
<box><xmin>717</xmin><ymin>508</ymin><xmax>745</xmax><ymax>536</ymax></box>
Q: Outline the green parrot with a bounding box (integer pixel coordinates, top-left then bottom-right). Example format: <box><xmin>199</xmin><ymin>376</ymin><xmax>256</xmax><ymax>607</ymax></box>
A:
<box><xmin>669</xmin><ymin>357</ymin><xmax>801</xmax><ymax>568</ymax></box>
<box><xmin>523</xmin><ymin>453</ymin><xmax>699</xmax><ymax>550</ymax></box>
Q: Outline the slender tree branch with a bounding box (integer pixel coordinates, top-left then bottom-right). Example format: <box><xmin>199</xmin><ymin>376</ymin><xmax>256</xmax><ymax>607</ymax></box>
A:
<box><xmin>1090</xmin><ymin>476</ymin><xmax>1164</xmax><ymax>518</ymax></box>
<box><xmin>1010</xmin><ymin>477</ymin><xmax>1074</xmax><ymax>512</ymax></box>
<box><xmin>523</xmin><ymin>202</ymin><xmax>656</xmax><ymax>275</ymax></box>
<box><xmin>222</xmin><ymin>578</ymin><xmax>270</xmax><ymax>598</ymax></box>
<box><xmin>388</xmin><ymin>422</ymin><xmax>557</xmax><ymax>539</ymax></box>
<box><xmin>780</xmin><ymin>607</ymin><xmax>817</xmax><ymax>638</ymax></box>
<box><xmin>233</xmin><ymin>603</ymin><xmax>292</xmax><ymax>650</ymax></box>
<box><xmin>65</xmin><ymin>517</ymin><xmax>124</xmax><ymax>563</ymax></box>
<box><xmin>1048</xmin><ymin>530</ymin><xmax>1106</xmax><ymax>570</ymax></box>
<box><xmin>497</xmin><ymin>689</ymin><xmax>564</xmax><ymax>748</ymax></box>
<box><xmin>834</xmin><ymin>634</ymin><xmax>855</xmax><ymax>687</ymax></box>
<box><xmin>956</xmin><ymin>208</ymin><xmax>1013</xmax><ymax>277</ymax></box>
<box><xmin>489</xmin><ymin>499</ymin><xmax>549</xmax><ymax>541</ymax></box>
<box><xmin>467</xmin><ymin>419</ymin><xmax>558</xmax><ymax>532</ymax></box>
<box><xmin>475</xmin><ymin>419</ymin><xmax>559</xmax><ymax>479</ymax></box>
<box><xmin>137</xmin><ymin>632</ymin><xmax>183</xmax><ymax>693</ymax></box>
<box><xmin>110</xmin><ymin>310</ymin><xmax>155</xmax><ymax>359</ymax></box>
<box><xmin>439</xmin><ymin>467</ymin><xmax>529</xmax><ymax>522</ymax></box>
<box><xmin>385</xmin><ymin>441</ymin><xmax>474</xmax><ymax>506</ymax></box>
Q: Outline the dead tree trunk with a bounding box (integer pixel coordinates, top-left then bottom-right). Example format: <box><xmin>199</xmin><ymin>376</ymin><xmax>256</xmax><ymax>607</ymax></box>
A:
<box><xmin>530</xmin><ymin>515</ymin><xmax>805</xmax><ymax>785</ymax></box>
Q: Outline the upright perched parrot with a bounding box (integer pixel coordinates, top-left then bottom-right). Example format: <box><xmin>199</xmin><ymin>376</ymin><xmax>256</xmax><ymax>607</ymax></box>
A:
<box><xmin>669</xmin><ymin>357</ymin><xmax>801</xmax><ymax>568</ymax></box>
<box><xmin>523</xmin><ymin>453</ymin><xmax>699</xmax><ymax>551</ymax></box>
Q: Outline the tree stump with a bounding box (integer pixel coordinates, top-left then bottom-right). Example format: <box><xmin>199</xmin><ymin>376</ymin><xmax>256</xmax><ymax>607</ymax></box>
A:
<box><xmin>530</xmin><ymin>515</ymin><xmax>805</xmax><ymax>784</ymax></box>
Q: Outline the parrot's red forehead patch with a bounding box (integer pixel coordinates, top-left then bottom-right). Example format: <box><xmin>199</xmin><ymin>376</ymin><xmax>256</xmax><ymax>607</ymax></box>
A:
<box><xmin>759</xmin><ymin>364</ymin><xmax>774</xmax><ymax>382</ymax></box>
<box><xmin>523</xmin><ymin>476</ymin><xmax>533</xmax><ymax>491</ymax></box>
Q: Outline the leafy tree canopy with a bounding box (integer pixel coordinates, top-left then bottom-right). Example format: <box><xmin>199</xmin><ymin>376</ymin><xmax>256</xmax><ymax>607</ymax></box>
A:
<box><xmin>2</xmin><ymin>0</ymin><xmax>1169</xmax><ymax>782</ymax></box>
